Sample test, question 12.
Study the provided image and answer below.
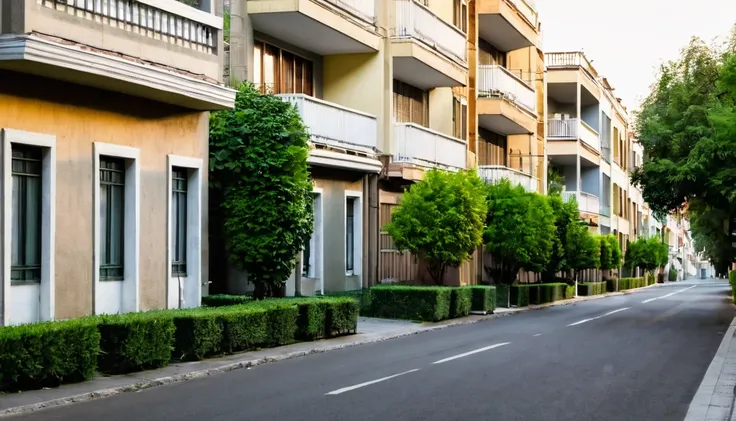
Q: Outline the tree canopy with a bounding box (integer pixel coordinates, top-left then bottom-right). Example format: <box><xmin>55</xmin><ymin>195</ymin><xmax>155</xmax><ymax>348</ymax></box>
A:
<box><xmin>209</xmin><ymin>83</ymin><xmax>314</xmax><ymax>299</ymax></box>
<box><xmin>633</xmin><ymin>28</ymin><xmax>736</xmax><ymax>269</ymax></box>
<box><xmin>542</xmin><ymin>194</ymin><xmax>582</xmax><ymax>281</ymax></box>
<box><xmin>385</xmin><ymin>169</ymin><xmax>487</xmax><ymax>284</ymax></box>
<box><xmin>482</xmin><ymin>180</ymin><xmax>556</xmax><ymax>284</ymax></box>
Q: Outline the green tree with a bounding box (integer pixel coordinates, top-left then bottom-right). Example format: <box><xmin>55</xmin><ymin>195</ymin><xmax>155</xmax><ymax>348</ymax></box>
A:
<box><xmin>482</xmin><ymin>180</ymin><xmax>556</xmax><ymax>284</ymax></box>
<box><xmin>599</xmin><ymin>235</ymin><xmax>613</xmax><ymax>270</ymax></box>
<box><xmin>209</xmin><ymin>83</ymin><xmax>313</xmax><ymax>299</ymax></box>
<box><xmin>547</xmin><ymin>167</ymin><xmax>565</xmax><ymax>196</ymax></box>
<box><xmin>607</xmin><ymin>234</ymin><xmax>623</xmax><ymax>270</ymax></box>
<box><xmin>565</xmin><ymin>222</ymin><xmax>600</xmax><ymax>281</ymax></box>
<box><xmin>385</xmin><ymin>169</ymin><xmax>487</xmax><ymax>284</ymax></box>
<box><xmin>542</xmin><ymin>195</ymin><xmax>581</xmax><ymax>281</ymax></box>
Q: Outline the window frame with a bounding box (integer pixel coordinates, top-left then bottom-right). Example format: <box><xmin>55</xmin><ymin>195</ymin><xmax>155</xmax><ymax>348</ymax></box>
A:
<box><xmin>344</xmin><ymin>190</ymin><xmax>363</xmax><ymax>277</ymax></box>
<box><xmin>10</xmin><ymin>144</ymin><xmax>44</xmax><ymax>285</ymax></box>
<box><xmin>301</xmin><ymin>189</ymin><xmax>323</xmax><ymax>287</ymax></box>
<box><xmin>93</xmin><ymin>142</ymin><xmax>140</xmax><ymax>315</ymax></box>
<box><xmin>2</xmin><ymin>129</ymin><xmax>56</xmax><ymax>326</ymax></box>
<box><xmin>99</xmin><ymin>156</ymin><xmax>126</xmax><ymax>281</ymax></box>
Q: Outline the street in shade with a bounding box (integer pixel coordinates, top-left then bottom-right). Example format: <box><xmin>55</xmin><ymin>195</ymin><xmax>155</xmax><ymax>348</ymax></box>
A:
<box><xmin>7</xmin><ymin>279</ymin><xmax>733</xmax><ymax>421</ymax></box>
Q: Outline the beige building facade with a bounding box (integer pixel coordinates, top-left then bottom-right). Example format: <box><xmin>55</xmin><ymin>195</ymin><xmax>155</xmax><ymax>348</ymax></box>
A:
<box><xmin>0</xmin><ymin>0</ymin><xmax>234</xmax><ymax>325</ymax></box>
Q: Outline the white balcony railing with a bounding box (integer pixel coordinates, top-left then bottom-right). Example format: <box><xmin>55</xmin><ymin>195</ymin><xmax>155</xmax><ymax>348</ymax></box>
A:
<box><xmin>321</xmin><ymin>0</ymin><xmax>377</xmax><ymax>23</ymax></box>
<box><xmin>393</xmin><ymin>123</ymin><xmax>466</xmax><ymax>169</ymax></box>
<box><xmin>579</xmin><ymin>120</ymin><xmax>600</xmax><ymax>151</ymax></box>
<box><xmin>477</xmin><ymin>165</ymin><xmax>537</xmax><ymax>192</ymax></box>
<box><xmin>562</xmin><ymin>191</ymin><xmax>600</xmax><ymax>215</ymax></box>
<box><xmin>278</xmin><ymin>94</ymin><xmax>378</xmax><ymax>152</ymax></box>
<box><xmin>506</xmin><ymin>0</ymin><xmax>538</xmax><ymax>28</ymax></box>
<box><xmin>548</xmin><ymin>118</ymin><xmax>600</xmax><ymax>151</ymax></box>
<box><xmin>39</xmin><ymin>0</ymin><xmax>220</xmax><ymax>54</ymax></box>
<box><xmin>478</xmin><ymin>65</ymin><xmax>536</xmax><ymax>113</ymax></box>
<box><xmin>546</xmin><ymin>52</ymin><xmax>599</xmax><ymax>77</ymax></box>
<box><xmin>393</xmin><ymin>0</ymin><xmax>467</xmax><ymax>64</ymax></box>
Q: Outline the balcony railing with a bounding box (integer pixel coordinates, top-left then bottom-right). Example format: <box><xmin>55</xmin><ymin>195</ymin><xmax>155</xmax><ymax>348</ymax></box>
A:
<box><xmin>562</xmin><ymin>191</ymin><xmax>600</xmax><ymax>215</ymax></box>
<box><xmin>478</xmin><ymin>65</ymin><xmax>536</xmax><ymax>113</ymax></box>
<box><xmin>278</xmin><ymin>94</ymin><xmax>378</xmax><ymax>152</ymax></box>
<box><xmin>548</xmin><ymin>118</ymin><xmax>600</xmax><ymax>151</ymax></box>
<box><xmin>477</xmin><ymin>165</ymin><xmax>537</xmax><ymax>192</ymax></box>
<box><xmin>506</xmin><ymin>0</ymin><xmax>538</xmax><ymax>28</ymax></box>
<box><xmin>393</xmin><ymin>0</ymin><xmax>467</xmax><ymax>64</ymax></box>
<box><xmin>393</xmin><ymin>123</ymin><xmax>466</xmax><ymax>170</ymax></box>
<box><xmin>546</xmin><ymin>52</ymin><xmax>599</xmax><ymax>79</ymax></box>
<box><xmin>321</xmin><ymin>0</ymin><xmax>377</xmax><ymax>23</ymax></box>
<box><xmin>39</xmin><ymin>0</ymin><xmax>220</xmax><ymax>54</ymax></box>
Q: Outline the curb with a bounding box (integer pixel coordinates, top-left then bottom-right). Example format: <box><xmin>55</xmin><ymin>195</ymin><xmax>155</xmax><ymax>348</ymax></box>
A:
<box><xmin>0</xmin><ymin>283</ymin><xmax>664</xmax><ymax>417</ymax></box>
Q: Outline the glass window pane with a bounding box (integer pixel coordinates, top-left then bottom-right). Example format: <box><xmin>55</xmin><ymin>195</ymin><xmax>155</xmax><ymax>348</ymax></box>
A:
<box><xmin>346</xmin><ymin>198</ymin><xmax>355</xmax><ymax>272</ymax></box>
<box><xmin>172</xmin><ymin>167</ymin><xmax>188</xmax><ymax>276</ymax></box>
<box><xmin>10</xmin><ymin>144</ymin><xmax>43</xmax><ymax>283</ymax></box>
<box><xmin>100</xmin><ymin>157</ymin><xmax>125</xmax><ymax>280</ymax></box>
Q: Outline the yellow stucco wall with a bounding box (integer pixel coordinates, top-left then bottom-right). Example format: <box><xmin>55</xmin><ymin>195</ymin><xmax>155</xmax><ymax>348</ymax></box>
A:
<box><xmin>0</xmin><ymin>71</ymin><xmax>209</xmax><ymax>319</ymax></box>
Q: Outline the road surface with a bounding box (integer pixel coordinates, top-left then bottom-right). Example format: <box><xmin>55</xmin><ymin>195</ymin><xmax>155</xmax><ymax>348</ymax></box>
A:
<box><xmin>10</xmin><ymin>279</ymin><xmax>734</xmax><ymax>421</ymax></box>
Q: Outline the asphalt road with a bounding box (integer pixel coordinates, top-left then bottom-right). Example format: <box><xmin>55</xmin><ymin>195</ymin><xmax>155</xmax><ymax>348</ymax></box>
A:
<box><xmin>10</xmin><ymin>279</ymin><xmax>734</xmax><ymax>421</ymax></box>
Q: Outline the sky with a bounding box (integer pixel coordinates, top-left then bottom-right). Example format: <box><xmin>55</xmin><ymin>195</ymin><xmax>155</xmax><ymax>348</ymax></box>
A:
<box><xmin>537</xmin><ymin>0</ymin><xmax>735</xmax><ymax>111</ymax></box>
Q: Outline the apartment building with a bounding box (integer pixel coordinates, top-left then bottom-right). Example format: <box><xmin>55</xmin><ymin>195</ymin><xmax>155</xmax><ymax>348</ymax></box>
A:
<box><xmin>472</xmin><ymin>0</ymin><xmax>544</xmax><ymax>194</ymax></box>
<box><xmin>545</xmin><ymin>51</ymin><xmax>647</xmax><ymax>257</ymax></box>
<box><xmin>0</xmin><ymin>0</ymin><xmax>235</xmax><ymax>325</ymax></box>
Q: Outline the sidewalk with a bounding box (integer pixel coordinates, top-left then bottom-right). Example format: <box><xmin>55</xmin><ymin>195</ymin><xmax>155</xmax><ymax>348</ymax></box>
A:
<box><xmin>0</xmin><ymin>285</ymin><xmax>659</xmax><ymax>417</ymax></box>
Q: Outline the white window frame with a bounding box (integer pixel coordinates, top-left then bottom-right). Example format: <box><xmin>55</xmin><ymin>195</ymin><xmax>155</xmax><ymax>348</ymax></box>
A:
<box><xmin>301</xmin><ymin>188</ymin><xmax>324</xmax><ymax>291</ymax></box>
<box><xmin>93</xmin><ymin>142</ymin><xmax>140</xmax><ymax>315</ymax></box>
<box><xmin>344</xmin><ymin>190</ymin><xmax>363</xmax><ymax>278</ymax></box>
<box><xmin>166</xmin><ymin>155</ymin><xmax>202</xmax><ymax>309</ymax></box>
<box><xmin>1</xmin><ymin>129</ymin><xmax>56</xmax><ymax>326</ymax></box>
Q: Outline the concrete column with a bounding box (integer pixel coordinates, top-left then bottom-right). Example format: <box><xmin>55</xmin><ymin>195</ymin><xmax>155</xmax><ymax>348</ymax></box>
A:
<box><xmin>363</xmin><ymin>173</ymin><xmax>379</xmax><ymax>288</ymax></box>
<box><xmin>228</xmin><ymin>0</ymin><xmax>254</xmax><ymax>85</ymax></box>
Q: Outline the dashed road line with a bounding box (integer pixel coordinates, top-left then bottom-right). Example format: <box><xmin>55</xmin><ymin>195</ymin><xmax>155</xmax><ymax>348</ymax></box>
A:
<box><xmin>325</xmin><ymin>369</ymin><xmax>421</xmax><ymax>395</ymax></box>
<box><xmin>432</xmin><ymin>342</ymin><xmax>510</xmax><ymax>365</ymax></box>
<box><xmin>567</xmin><ymin>307</ymin><xmax>631</xmax><ymax>327</ymax></box>
<box><xmin>642</xmin><ymin>285</ymin><xmax>698</xmax><ymax>304</ymax></box>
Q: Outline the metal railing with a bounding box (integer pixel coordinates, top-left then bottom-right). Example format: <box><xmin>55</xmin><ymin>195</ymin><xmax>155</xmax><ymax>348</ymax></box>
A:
<box><xmin>39</xmin><ymin>0</ymin><xmax>220</xmax><ymax>54</ymax></box>
<box><xmin>277</xmin><ymin>94</ymin><xmax>378</xmax><ymax>152</ymax></box>
<box><xmin>478</xmin><ymin>65</ymin><xmax>536</xmax><ymax>113</ymax></box>
<box><xmin>393</xmin><ymin>122</ymin><xmax>467</xmax><ymax>170</ymax></box>
<box><xmin>579</xmin><ymin>120</ymin><xmax>600</xmax><ymax>151</ymax></box>
<box><xmin>477</xmin><ymin>165</ymin><xmax>537</xmax><ymax>192</ymax></box>
<box><xmin>320</xmin><ymin>0</ymin><xmax>376</xmax><ymax>23</ymax></box>
<box><xmin>393</xmin><ymin>0</ymin><xmax>467</xmax><ymax>64</ymax></box>
<box><xmin>562</xmin><ymin>191</ymin><xmax>601</xmax><ymax>215</ymax></box>
<box><xmin>548</xmin><ymin>118</ymin><xmax>600</xmax><ymax>151</ymax></box>
<box><xmin>506</xmin><ymin>0</ymin><xmax>538</xmax><ymax>28</ymax></box>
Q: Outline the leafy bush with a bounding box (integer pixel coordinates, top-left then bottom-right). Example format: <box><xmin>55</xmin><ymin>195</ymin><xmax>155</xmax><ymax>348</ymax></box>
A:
<box><xmin>450</xmin><ymin>288</ymin><xmax>472</xmax><ymax>318</ymax></box>
<box><xmin>284</xmin><ymin>297</ymin><xmax>359</xmax><ymax>340</ymax></box>
<box><xmin>496</xmin><ymin>284</ymin><xmax>510</xmax><ymax>308</ymax></box>
<box><xmin>510</xmin><ymin>285</ymin><xmax>531</xmax><ymax>307</ymax></box>
<box><xmin>326</xmin><ymin>289</ymin><xmax>372</xmax><ymax>317</ymax></box>
<box><xmin>217</xmin><ymin>305</ymin><xmax>270</xmax><ymax>353</ymax></box>
<box><xmin>202</xmin><ymin>294</ymin><xmax>252</xmax><ymax>307</ymax></box>
<box><xmin>483</xmin><ymin>180</ymin><xmax>556</xmax><ymax>284</ymax></box>
<box><xmin>577</xmin><ymin>282</ymin><xmax>605</xmax><ymax>296</ymax></box>
<box><xmin>384</xmin><ymin>170</ymin><xmax>487</xmax><ymax>284</ymax></box>
<box><xmin>668</xmin><ymin>267</ymin><xmax>678</xmax><ymax>282</ymax></box>
<box><xmin>566</xmin><ymin>223</ymin><xmax>601</xmax><ymax>280</ymax></box>
<box><xmin>171</xmin><ymin>309</ymin><xmax>224</xmax><ymax>361</ymax></box>
<box><xmin>565</xmin><ymin>284</ymin><xmax>575</xmax><ymax>299</ymax></box>
<box><xmin>323</xmin><ymin>297</ymin><xmax>359</xmax><ymax>336</ymax></box>
<box><xmin>97</xmin><ymin>313</ymin><xmax>175</xmax><ymax>374</ymax></box>
<box><xmin>370</xmin><ymin>286</ymin><xmax>452</xmax><ymax>321</ymax></box>
<box><xmin>730</xmin><ymin>271</ymin><xmax>736</xmax><ymax>303</ymax></box>
<box><xmin>209</xmin><ymin>83</ymin><xmax>313</xmax><ymax>298</ymax></box>
<box><xmin>543</xmin><ymin>194</ymin><xmax>581</xmax><ymax>281</ymax></box>
<box><xmin>606</xmin><ymin>277</ymin><xmax>618</xmax><ymax>292</ymax></box>
<box><xmin>0</xmin><ymin>319</ymin><xmax>100</xmax><ymax>391</ymax></box>
<box><xmin>466</xmin><ymin>286</ymin><xmax>496</xmax><ymax>313</ymax></box>
<box><xmin>618</xmin><ymin>277</ymin><xmax>647</xmax><ymax>290</ymax></box>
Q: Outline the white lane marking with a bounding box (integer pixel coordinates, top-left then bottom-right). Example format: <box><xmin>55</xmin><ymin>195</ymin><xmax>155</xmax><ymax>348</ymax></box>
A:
<box><xmin>642</xmin><ymin>285</ymin><xmax>698</xmax><ymax>303</ymax></box>
<box><xmin>432</xmin><ymin>342</ymin><xmax>510</xmax><ymax>365</ymax></box>
<box><xmin>567</xmin><ymin>307</ymin><xmax>631</xmax><ymax>327</ymax></box>
<box><xmin>533</xmin><ymin>334</ymin><xmax>542</xmax><ymax>337</ymax></box>
<box><xmin>325</xmin><ymin>369</ymin><xmax>420</xmax><ymax>395</ymax></box>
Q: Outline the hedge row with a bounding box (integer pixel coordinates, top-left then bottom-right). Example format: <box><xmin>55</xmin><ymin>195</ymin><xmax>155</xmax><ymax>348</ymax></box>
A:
<box><xmin>577</xmin><ymin>282</ymin><xmax>605</xmax><ymax>296</ymax></box>
<box><xmin>366</xmin><ymin>285</ymin><xmax>497</xmax><ymax>321</ymax></box>
<box><xmin>0</xmin><ymin>296</ymin><xmax>358</xmax><ymax>392</ymax></box>
<box><xmin>618</xmin><ymin>277</ymin><xmax>647</xmax><ymax>290</ymax></box>
<box><xmin>497</xmin><ymin>283</ymin><xmax>574</xmax><ymax>308</ymax></box>
<box><xmin>729</xmin><ymin>271</ymin><xmax>736</xmax><ymax>303</ymax></box>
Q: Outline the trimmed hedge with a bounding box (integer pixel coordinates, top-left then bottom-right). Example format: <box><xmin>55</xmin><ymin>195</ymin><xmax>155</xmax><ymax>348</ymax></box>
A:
<box><xmin>619</xmin><ymin>277</ymin><xmax>646</xmax><ymax>290</ymax></box>
<box><xmin>97</xmin><ymin>312</ymin><xmax>175</xmax><ymax>374</ymax></box>
<box><xmin>577</xmin><ymin>282</ymin><xmax>605</xmax><ymax>296</ymax></box>
<box><xmin>510</xmin><ymin>285</ymin><xmax>531</xmax><ymax>307</ymax></box>
<box><xmin>450</xmin><ymin>288</ymin><xmax>472</xmax><ymax>318</ymax></box>
<box><xmin>202</xmin><ymin>294</ymin><xmax>252</xmax><ymax>307</ymax></box>
<box><xmin>496</xmin><ymin>284</ymin><xmax>510</xmax><ymax>308</ymax></box>
<box><xmin>565</xmin><ymin>284</ymin><xmax>575</xmax><ymax>299</ymax></box>
<box><xmin>466</xmin><ymin>286</ymin><xmax>496</xmax><ymax>313</ymax></box>
<box><xmin>370</xmin><ymin>286</ymin><xmax>452</xmax><ymax>322</ymax></box>
<box><xmin>0</xmin><ymin>319</ymin><xmax>100</xmax><ymax>391</ymax></box>
<box><xmin>729</xmin><ymin>271</ymin><xmax>736</xmax><ymax>303</ymax></box>
<box><xmin>606</xmin><ymin>278</ymin><xmax>618</xmax><ymax>292</ymax></box>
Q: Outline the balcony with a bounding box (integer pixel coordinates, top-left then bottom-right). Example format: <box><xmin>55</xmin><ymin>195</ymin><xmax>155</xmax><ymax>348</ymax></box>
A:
<box><xmin>562</xmin><ymin>191</ymin><xmax>600</xmax><ymax>216</ymax></box>
<box><xmin>477</xmin><ymin>65</ymin><xmax>536</xmax><ymax>135</ymax></box>
<box><xmin>391</xmin><ymin>0</ymin><xmax>468</xmax><ymax>89</ymax></box>
<box><xmin>0</xmin><ymin>0</ymin><xmax>234</xmax><ymax>110</ymax></box>
<box><xmin>477</xmin><ymin>0</ymin><xmax>539</xmax><ymax>51</ymax></box>
<box><xmin>548</xmin><ymin>118</ymin><xmax>600</xmax><ymax>151</ymax></box>
<box><xmin>278</xmin><ymin>94</ymin><xmax>382</xmax><ymax>172</ymax></box>
<box><xmin>477</xmin><ymin>165</ymin><xmax>537</xmax><ymax>192</ymax></box>
<box><xmin>247</xmin><ymin>0</ymin><xmax>380</xmax><ymax>55</ymax></box>
<box><xmin>393</xmin><ymin>123</ymin><xmax>467</xmax><ymax>170</ymax></box>
<box><xmin>546</xmin><ymin>52</ymin><xmax>601</xmax><ymax>101</ymax></box>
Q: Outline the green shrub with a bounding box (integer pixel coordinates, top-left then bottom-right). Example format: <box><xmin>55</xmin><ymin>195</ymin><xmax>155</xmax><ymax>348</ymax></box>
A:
<box><xmin>289</xmin><ymin>298</ymin><xmax>328</xmax><ymax>340</ymax></box>
<box><xmin>202</xmin><ymin>294</ymin><xmax>252</xmax><ymax>307</ymax></box>
<box><xmin>606</xmin><ymin>278</ymin><xmax>618</xmax><ymax>292</ymax></box>
<box><xmin>171</xmin><ymin>309</ymin><xmax>224</xmax><ymax>361</ymax></box>
<box><xmin>496</xmin><ymin>284</ymin><xmax>510</xmax><ymax>308</ymax></box>
<box><xmin>97</xmin><ymin>312</ymin><xmax>175</xmax><ymax>374</ymax></box>
<box><xmin>669</xmin><ymin>267</ymin><xmax>678</xmax><ymax>282</ymax></box>
<box><xmin>370</xmin><ymin>286</ymin><xmax>452</xmax><ymax>322</ymax></box>
<box><xmin>565</xmin><ymin>284</ymin><xmax>575</xmax><ymax>299</ymax></box>
<box><xmin>578</xmin><ymin>282</ymin><xmax>605</xmax><ymax>296</ymax></box>
<box><xmin>282</xmin><ymin>296</ymin><xmax>359</xmax><ymax>339</ymax></box>
<box><xmin>466</xmin><ymin>286</ymin><xmax>496</xmax><ymax>313</ymax></box>
<box><xmin>0</xmin><ymin>319</ymin><xmax>100</xmax><ymax>391</ymax></box>
<box><xmin>730</xmin><ymin>271</ymin><xmax>736</xmax><ymax>303</ymax></box>
<box><xmin>324</xmin><ymin>297</ymin><xmax>359</xmax><ymax>336</ymax></box>
<box><xmin>510</xmin><ymin>285</ymin><xmax>530</xmax><ymax>307</ymax></box>
<box><xmin>217</xmin><ymin>306</ymin><xmax>270</xmax><ymax>353</ymax></box>
<box><xmin>259</xmin><ymin>302</ymin><xmax>299</xmax><ymax>347</ymax></box>
<box><xmin>326</xmin><ymin>289</ymin><xmax>372</xmax><ymax>316</ymax></box>
<box><xmin>540</xmin><ymin>283</ymin><xmax>567</xmax><ymax>303</ymax></box>
<box><xmin>450</xmin><ymin>288</ymin><xmax>472</xmax><ymax>318</ymax></box>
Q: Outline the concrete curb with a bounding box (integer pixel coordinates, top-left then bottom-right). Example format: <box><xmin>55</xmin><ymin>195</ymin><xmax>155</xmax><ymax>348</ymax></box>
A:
<box><xmin>0</xmin><ymin>283</ymin><xmax>664</xmax><ymax>417</ymax></box>
<box><xmin>684</xmin><ymin>316</ymin><xmax>736</xmax><ymax>421</ymax></box>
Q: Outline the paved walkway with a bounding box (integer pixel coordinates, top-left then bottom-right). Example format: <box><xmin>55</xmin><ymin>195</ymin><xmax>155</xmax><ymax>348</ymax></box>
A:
<box><xmin>0</xmin><ymin>284</ymin><xmax>661</xmax><ymax>417</ymax></box>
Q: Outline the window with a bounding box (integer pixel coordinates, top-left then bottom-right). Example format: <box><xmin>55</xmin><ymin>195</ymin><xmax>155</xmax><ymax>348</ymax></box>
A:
<box><xmin>478</xmin><ymin>40</ymin><xmax>507</xmax><ymax>67</ymax></box>
<box><xmin>10</xmin><ymin>144</ymin><xmax>43</xmax><ymax>284</ymax></box>
<box><xmin>253</xmin><ymin>41</ymin><xmax>314</xmax><ymax>95</ymax></box>
<box><xmin>346</xmin><ymin>197</ymin><xmax>355</xmax><ymax>273</ymax></box>
<box><xmin>302</xmin><ymin>193</ymin><xmax>318</xmax><ymax>278</ymax></box>
<box><xmin>171</xmin><ymin>167</ymin><xmax>188</xmax><ymax>277</ymax></box>
<box><xmin>393</xmin><ymin>79</ymin><xmax>429</xmax><ymax>126</ymax></box>
<box><xmin>478</xmin><ymin>128</ymin><xmax>507</xmax><ymax>166</ymax></box>
<box><xmin>452</xmin><ymin>96</ymin><xmax>468</xmax><ymax>140</ymax></box>
<box><xmin>453</xmin><ymin>0</ymin><xmax>467</xmax><ymax>33</ymax></box>
<box><xmin>99</xmin><ymin>157</ymin><xmax>125</xmax><ymax>280</ymax></box>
